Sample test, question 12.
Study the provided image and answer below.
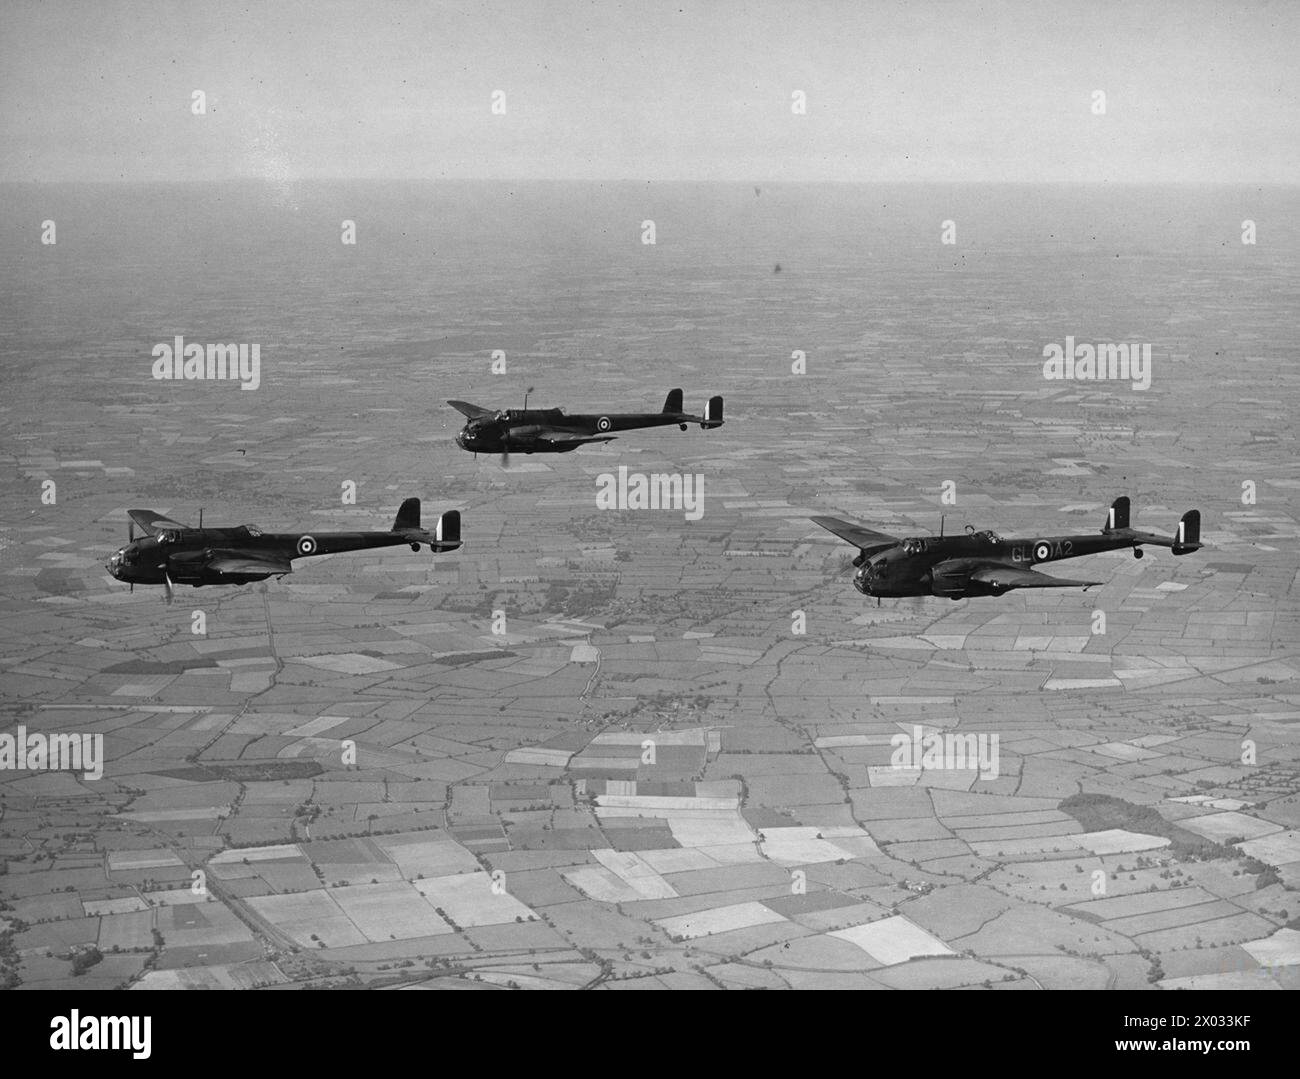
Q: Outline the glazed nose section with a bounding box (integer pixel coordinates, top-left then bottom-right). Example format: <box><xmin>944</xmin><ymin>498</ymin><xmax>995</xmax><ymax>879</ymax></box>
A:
<box><xmin>854</xmin><ymin>566</ymin><xmax>870</xmax><ymax>594</ymax></box>
<box><xmin>107</xmin><ymin>551</ymin><xmax>121</xmax><ymax>579</ymax></box>
<box><xmin>455</xmin><ymin>429</ymin><xmax>468</xmax><ymax>449</ymax></box>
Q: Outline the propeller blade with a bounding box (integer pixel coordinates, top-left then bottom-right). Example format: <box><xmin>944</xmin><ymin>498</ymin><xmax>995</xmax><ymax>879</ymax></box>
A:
<box><xmin>500</xmin><ymin>450</ymin><xmax>510</xmax><ymax>468</ymax></box>
<box><xmin>129</xmin><ymin>520</ymin><xmax>134</xmax><ymax>542</ymax></box>
<box><xmin>163</xmin><ymin>573</ymin><xmax>174</xmax><ymax>606</ymax></box>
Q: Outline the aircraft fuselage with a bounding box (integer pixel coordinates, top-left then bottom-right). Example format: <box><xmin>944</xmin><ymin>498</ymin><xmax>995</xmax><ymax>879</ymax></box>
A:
<box><xmin>456</xmin><ymin>409</ymin><xmax>693</xmax><ymax>454</ymax></box>
<box><xmin>106</xmin><ymin>527</ymin><xmax>428</xmax><ymax>587</ymax></box>
<box><xmin>857</xmin><ymin>530</ymin><xmax>1150</xmax><ymax>598</ymax></box>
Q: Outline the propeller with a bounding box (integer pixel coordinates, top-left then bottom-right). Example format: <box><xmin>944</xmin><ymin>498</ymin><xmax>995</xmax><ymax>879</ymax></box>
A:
<box><xmin>123</xmin><ymin>518</ymin><xmax>135</xmax><ymax>591</ymax></box>
<box><xmin>163</xmin><ymin>571</ymin><xmax>174</xmax><ymax>606</ymax></box>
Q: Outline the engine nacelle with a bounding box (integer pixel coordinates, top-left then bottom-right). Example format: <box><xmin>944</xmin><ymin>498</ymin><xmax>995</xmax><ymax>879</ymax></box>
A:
<box><xmin>165</xmin><ymin>551</ymin><xmax>207</xmax><ymax>583</ymax></box>
<box><xmin>929</xmin><ymin>581</ymin><xmax>967</xmax><ymax>599</ymax></box>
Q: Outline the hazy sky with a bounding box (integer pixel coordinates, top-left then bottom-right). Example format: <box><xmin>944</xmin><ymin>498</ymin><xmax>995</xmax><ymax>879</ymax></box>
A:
<box><xmin>1</xmin><ymin>0</ymin><xmax>1296</xmax><ymax>183</ymax></box>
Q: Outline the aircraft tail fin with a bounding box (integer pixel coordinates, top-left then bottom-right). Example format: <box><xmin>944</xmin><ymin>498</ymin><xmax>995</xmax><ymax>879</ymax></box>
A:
<box><xmin>1103</xmin><ymin>495</ymin><xmax>1131</xmax><ymax>534</ymax></box>
<box><xmin>430</xmin><ymin>509</ymin><xmax>461</xmax><ymax>551</ymax></box>
<box><xmin>1172</xmin><ymin>509</ymin><xmax>1201</xmax><ymax>555</ymax></box>
<box><xmin>662</xmin><ymin>388</ymin><xmax>684</xmax><ymax>415</ymax></box>
<box><xmin>393</xmin><ymin>497</ymin><xmax>421</xmax><ymax>532</ymax></box>
<box><xmin>701</xmin><ymin>394</ymin><xmax>724</xmax><ymax>429</ymax></box>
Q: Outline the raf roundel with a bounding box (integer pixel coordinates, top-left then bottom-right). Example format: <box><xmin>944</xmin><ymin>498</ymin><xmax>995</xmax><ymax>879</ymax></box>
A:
<box><xmin>1034</xmin><ymin>541</ymin><xmax>1051</xmax><ymax>562</ymax></box>
<box><xmin>297</xmin><ymin>535</ymin><xmax>317</xmax><ymax>556</ymax></box>
<box><xmin>596</xmin><ymin>416</ymin><xmax>612</xmax><ymax>432</ymax></box>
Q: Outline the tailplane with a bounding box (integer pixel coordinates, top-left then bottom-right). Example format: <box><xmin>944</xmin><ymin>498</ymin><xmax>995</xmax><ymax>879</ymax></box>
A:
<box><xmin>393</xmin><ymin>500</ymin><xmax>461</xmax><ymax>553</ymax></box>
<box><xmin>1104</xmin><ymin>495</ymin><xmax>1203</xmax><ymax>556</ymax></box>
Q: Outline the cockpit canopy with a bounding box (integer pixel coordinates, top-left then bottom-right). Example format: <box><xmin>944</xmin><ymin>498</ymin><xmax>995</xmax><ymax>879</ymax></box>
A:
<box><xmin>900</xmin><ymin>537</ymin><xmax>928</xmax><ymax>555</ymax></box>
<box><xmin>243</xmin><ymin>525</ymin><xmax>262</xmax><ymax>537</ymax></box>
<box><xmin>973</xmin><ymin>529</ymin><xmax>1002</xmax><ymax>544</ymax></box>
<box><xmin>490</xmin><ymin>407</ymin><xmax>561</xmax><ymax>423</ymax></box>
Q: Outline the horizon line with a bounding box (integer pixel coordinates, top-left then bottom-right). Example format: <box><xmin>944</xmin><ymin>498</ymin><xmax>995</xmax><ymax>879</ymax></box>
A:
<box><xmin>2</xmin><ymin>177</ymin><xmax>1296</xmax><ymax>187</ymax></box>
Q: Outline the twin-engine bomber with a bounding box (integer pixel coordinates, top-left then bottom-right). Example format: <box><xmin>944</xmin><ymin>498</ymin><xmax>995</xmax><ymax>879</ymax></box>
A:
<box><xmin>813</xmin><ymin>496</ymin><xmax>1202</xmax><ymax>601</ymax></box>
<box><xmin>448</xmin><ymin>387</ymin><xmax>723</xmax><ymax>462</ymax></box>
<box><xmin>107</xmin><ymin>498</ymin><xmax>461</xmax><ymax>602</ymax></box>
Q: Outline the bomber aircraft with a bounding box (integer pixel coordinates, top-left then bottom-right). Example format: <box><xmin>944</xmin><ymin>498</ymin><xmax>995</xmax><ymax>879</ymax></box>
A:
<box><xmin>107</xmin><ymin>498</ymin><xmax>461</xmax><ymax>602</ymax></box>
<box><xmin>811</xmin><ymin>496</ymin><xmax>1202</xmax><ymax>601</ymax></box>
<box><xmin>448</xmin><ymin>387</ymin><xmax>723</xmax><ymax>462</ymax></box>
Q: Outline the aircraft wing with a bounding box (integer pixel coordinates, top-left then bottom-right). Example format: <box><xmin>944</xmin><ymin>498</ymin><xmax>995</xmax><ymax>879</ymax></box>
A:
<box><xmin>810</xmin><ymin>516</ymin><xmax>898</xmax><ymax>555</ymax></box>
<box><xmin>127</xmin><ymin>509</ymin><xmax>192</xmax><ymax>535</ymax></box>
<box><xmin>966</xmin><ymin>563</ymin><xmax>1102</xmax><ymax>591</ymax></box>
<box><xmin>446</xmin><ymin>400</ymin><xmax>494</xmax><ymax>420</ymax></box>
<box><xmin>205</xmin><ymin>553</ymin><xmax>293</xmax><ymax>575</ymax></box>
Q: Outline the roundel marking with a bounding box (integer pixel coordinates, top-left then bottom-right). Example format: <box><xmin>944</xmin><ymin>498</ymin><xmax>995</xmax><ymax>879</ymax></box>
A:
<box><xmin>596</xmin><ymin>416</ymin><xmax>612</xmax><ymax>432</ymax></box>
<box><xmin>1033</xmin><ymin>541</ymin><xmax>1050</xmax><ymax>562</ymax></box>
<box><xmin>297</xmin><ymin>535</ymin><xmax>317</xmax><ymax>556</ymax></box>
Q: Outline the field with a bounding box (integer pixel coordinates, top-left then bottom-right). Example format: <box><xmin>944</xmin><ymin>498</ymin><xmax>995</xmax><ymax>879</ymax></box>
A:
<box><xmin>1</xmin><ymin>180</ymin><xmax>1298</xmax><ymax>989</ymax></box>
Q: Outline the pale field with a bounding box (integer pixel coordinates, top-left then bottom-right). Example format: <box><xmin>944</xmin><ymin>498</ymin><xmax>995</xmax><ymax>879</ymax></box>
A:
<box><xmin>329</xmin><ymin>881</ymin><xmax>453</xmax><ymax>941</ymax></box>
<box><xmin>412</xmin><ymin>871</ymin><xmax>537</xmax><ymax>926</ymax></box>
<box><xmin>830</xmin><ymin>915</ymin><xmax>955</xmax><ymax>965</ymax></box>
<box><xmin>106</xmin><ymin>850</ymin><xmax>185</xmax><ymax>871</ymax></box>
<box><xmin>656</xmin><ymin>900</ymin><xmax>787</xmax><ymax>939</ymax></box>
<box><xmin>1238</xmin><ymin>830</ymin><xmax>1300</xmax><ymax>866</ymax></box>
